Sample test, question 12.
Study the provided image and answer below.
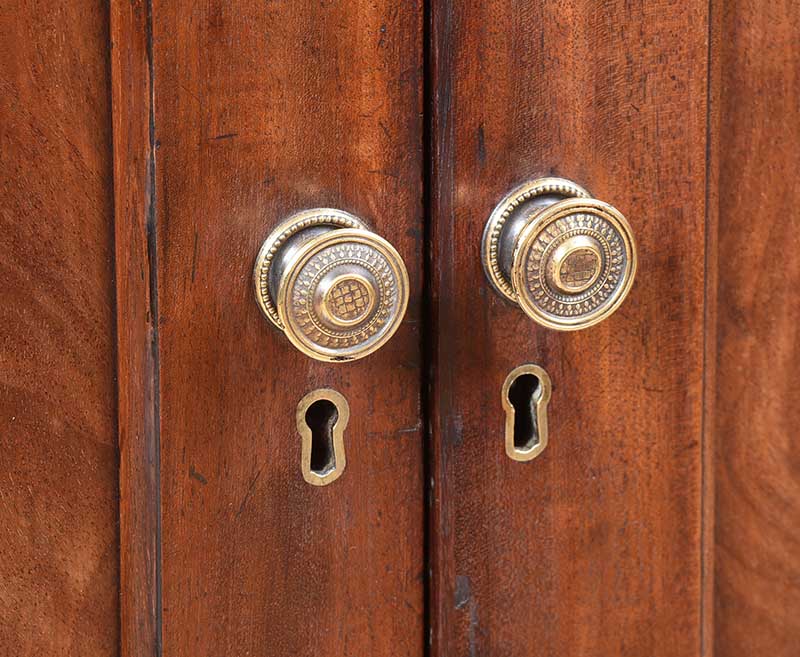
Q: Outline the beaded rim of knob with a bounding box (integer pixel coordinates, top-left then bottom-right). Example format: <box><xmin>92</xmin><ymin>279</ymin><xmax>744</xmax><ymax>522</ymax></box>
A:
<box><xmin>481</xmin><ymin>177</ymin><xmax>590</xmax><ymax>303</ymax></box>
<box><xmin>253</xmin><ymin>209</ymin><xmax>367</xmax><ymax>330</ymax></box>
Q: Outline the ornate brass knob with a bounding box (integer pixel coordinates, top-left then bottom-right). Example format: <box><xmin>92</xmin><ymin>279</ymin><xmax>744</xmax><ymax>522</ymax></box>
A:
<box><xmin>482</xmin><ymin>177</ymin><xmax>637</xmax><ymax>330</ymax></box>
<box><xmin>254</xmin><ymin>209</ymin><xmax>409</xmax><ymax>362</ymax></box>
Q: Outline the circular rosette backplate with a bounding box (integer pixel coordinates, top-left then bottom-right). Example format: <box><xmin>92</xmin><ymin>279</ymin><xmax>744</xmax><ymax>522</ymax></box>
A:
<box><xmin>253</xmin><ymin>209</ymin><xmax>368</xmax><ymax>330</ymax></box>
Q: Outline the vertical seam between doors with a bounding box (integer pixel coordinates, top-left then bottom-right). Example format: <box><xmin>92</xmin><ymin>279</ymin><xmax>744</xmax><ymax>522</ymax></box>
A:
<box><xmin>421</xmin><ymin>0</ymin><xmax>434</xmax><ymax>655</ymax></box>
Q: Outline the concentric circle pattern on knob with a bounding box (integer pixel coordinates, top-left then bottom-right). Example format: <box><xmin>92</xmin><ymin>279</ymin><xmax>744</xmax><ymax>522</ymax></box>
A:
<box><xmin>278</xmin><ymin>230</ymin><xmax>407</xmax><ymax>360</ymax></box>
<box><xmin>514</xmin><ymin>198</ymin><xmax>636</xmax><ymax>329</ymax></box>
<box><xmin>482</xmin><ymin>178</ymin><xmax>637</xmax><ymax>330</ymax></box>
<box><xmin>254</xmin><ymin>210</ymin><xmax>409</xmax><ymax>362</ymax></box>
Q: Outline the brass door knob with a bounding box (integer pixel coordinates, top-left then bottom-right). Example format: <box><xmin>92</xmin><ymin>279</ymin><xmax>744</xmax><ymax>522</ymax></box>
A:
<box><xmin>482</xmin><ymin>177</ymin><xmax>637</xmax><ymax>330</ymax></box>
<box><xmin>254</xmin><ymin>209</ymin><xmax>409</xmax><ymax>362</ymax></box>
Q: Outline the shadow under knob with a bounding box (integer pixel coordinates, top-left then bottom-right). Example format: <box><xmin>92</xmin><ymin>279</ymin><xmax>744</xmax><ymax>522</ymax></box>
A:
<box><xmin>254</xmin><ymin>209</ymin><xmax>409</xmax><ymax>362</ymax></box>
<box><xmin>482</xmin><ymin>177</ymin><xmax>637</xmax><ymax>330</ymax></box>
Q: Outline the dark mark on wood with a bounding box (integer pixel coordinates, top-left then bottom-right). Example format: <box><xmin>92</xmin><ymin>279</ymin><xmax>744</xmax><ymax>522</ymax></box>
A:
<box><xmin>235</xmin><ymin>468</ymin><xmax>262</xmax><ymax>517</ymax></box>
<box><xmin>189</xmin><ymin>465</ymin><xmax>208</xmax><ymax>485</ymax></box>
<box><xmin>476</xmin><ymin>123</ymin><xmax>486</xmax><ymax>167</ymax></box>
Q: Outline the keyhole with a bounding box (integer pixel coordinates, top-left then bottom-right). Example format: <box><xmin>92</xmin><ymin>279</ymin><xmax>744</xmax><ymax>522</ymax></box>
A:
<box><xmin>296</xmin><ymin>389</ymin><xmax>349</xmax><ymax>486</ymax></box>
<box><xmin>502</xmin><ymin>365</ymin><xmax>552</xmax><ymax>462</ymax></box>
<box><xmin>508</xmin><ymin>374</ymin><xmax>542</xmax><ymax>452</ymax></box>
<box><xmin>306</xmin><ymin>399</ymin><xmax>338</xmax><ymax>476</ymax></box>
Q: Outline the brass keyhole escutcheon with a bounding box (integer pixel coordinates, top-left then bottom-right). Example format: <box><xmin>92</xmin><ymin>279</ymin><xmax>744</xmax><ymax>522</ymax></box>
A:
<box><xmin>502</xmin><ymin>364</ymin><xmax>552</xmax><ymax>462</ymax></box>
<box><xmin>254</xmin><ymin>209</ymin><xmax>410</xmax><ymax>362</ymax></box>
<box><xmin>482</xmin><ymin>177</ymin><xmax>637</xmax><ymax>330</ymax></box>
<box><xmin>296</xmin><ymin>388</ymin><xmax>349</xmax><ymax>486</ymax></box>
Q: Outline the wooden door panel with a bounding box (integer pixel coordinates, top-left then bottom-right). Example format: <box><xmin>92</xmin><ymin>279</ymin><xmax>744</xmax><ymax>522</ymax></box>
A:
<box><xmin>715</xmin><ymin>2</ymin><xmax>800</xmax><ymax>655</ymax></box>
<box><xmin>429</xmin><ymin>2</ymin><xmax>712</xmax><ymax>656</ymax></box>
<box><xmin>0</xmin><ymin>1</ymin><xmax>119</xmax><ymax>654</ymax></box>
<box><xmin>113</xmin><ymin>2</ymin><xmax>425</xmax><ymax>656</ymax></box>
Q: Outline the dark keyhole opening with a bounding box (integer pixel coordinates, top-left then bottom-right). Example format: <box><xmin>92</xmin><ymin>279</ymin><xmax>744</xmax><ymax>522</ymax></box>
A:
<box><xmin>508</xmin><ymin>373</ymin><xmax>542</xmax><ymax>451</ymax></box>
<box><xmin>306</xmin><ymin>399</ymin><xmax>339</xmax><ymax>476</ymax></box>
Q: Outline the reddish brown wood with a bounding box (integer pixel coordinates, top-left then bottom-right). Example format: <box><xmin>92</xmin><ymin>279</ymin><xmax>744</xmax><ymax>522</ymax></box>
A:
<box><xmin>714</xmin><ymin>2</ymin><xmax>800</xmax><ymax>655</ymax></box>
<box><xmin>703</xmin><ymin>4</ymin><xmax>723</xmax><ymax>654</ymax></box>
<box><xmin>110</xmin><ymin>1</ymin><xmax>161</xmax><ymax>656</ymax></box>
<box><xmin>0</xmin><ymin>1</ymin><xmax>119</xmax><ymax>654</ymax></box>
<box><xmin>429</xmin><ymin>2</ymin><xmax>713</xmax><ymax>656</ymax></box>
<box><xmin>144</xmin><ymin>2</ymin><xmax>426</xmax><ymax>656</ymax></box>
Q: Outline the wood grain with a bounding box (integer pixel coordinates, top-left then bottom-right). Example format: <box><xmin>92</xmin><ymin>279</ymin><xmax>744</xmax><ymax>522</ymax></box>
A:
<box><xmin>0</xmin><ymin>1</ymin><xmax>119</xmax><ymax>654</ymax></box>
<box><xmin>429</xmin><ymin>2</ymin><xmax>712</xmax><ymax>656</ymax></box>
<box><xmin>110</xmin><ymin>1</ymin><xmax>161</xmax><ymax>656</ymax></box>
<box><xmin>714</xmin><ymin>2</ymin><xmax>800</xmax><ymax>654</ymax></box>
<box><xmin>146</xmin><ymin>2</ymin><xmax>426</xmax><ymax>656</ymax></box>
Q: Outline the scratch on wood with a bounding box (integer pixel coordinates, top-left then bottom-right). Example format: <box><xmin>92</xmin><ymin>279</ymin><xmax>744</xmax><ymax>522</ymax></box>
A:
<box><xmin>476</xmin><ymin>124</ymin><xmax>486</xmax><ymax>167</ymax></box>
<box><xmin>454</xmin><ymin>574</ymin><xmax>471</xmax><ymax>609</ymax></box>
<box><xmin>235</xmin><ymin>468</ymin><xmax>262</xmax><ymax>517</ymax></box>
<box><xmin>189</xmin><ymin>465</ymin><xmax>208</xmax><ymax>485</ymax></box>
<box><xmin>191</xmin><ymin>231</ymin><xmax>198</xmax><ymax>282</ymax></box>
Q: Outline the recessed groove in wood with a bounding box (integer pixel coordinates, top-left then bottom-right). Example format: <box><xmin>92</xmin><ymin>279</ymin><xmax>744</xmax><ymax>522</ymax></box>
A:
<box><xmin>110</xmin><ymin>0</ymin><xmax>162</xmax><ymax>655</ymax></box>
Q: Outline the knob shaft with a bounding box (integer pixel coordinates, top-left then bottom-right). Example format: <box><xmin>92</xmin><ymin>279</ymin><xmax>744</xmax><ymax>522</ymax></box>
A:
<box><xmin>482</xmin><ymin>178</ymin><xmax>637</xmax><ymax>330</ymax></box>
<box><xmin>254</xmin><ymin>209</ymin><xmax>409</xmax><ymax>361</ymax></box>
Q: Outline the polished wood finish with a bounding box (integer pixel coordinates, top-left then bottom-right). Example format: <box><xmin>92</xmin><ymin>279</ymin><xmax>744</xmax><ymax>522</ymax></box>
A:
<box><xmin>715</xmin><ymin>2</ymin><xmax>800</xmax><ymax>655</ymax></box>
<box><xmin>429</xmin><ymin>2</ymin><xmax>712</xmax><ymax>656</ymax></box>
<box><xmin>0</xmin><ymin>1</ymin><xmax>119</xmax><ymax>654</ymax></box>
<box><xmin>4</xmin><ymin>2</ymin><xmax>800</xmax><ymax>654</ymax></box>
<box><xmin>110</xmin><ymin>1</ymin><xmax>161</xmax><ymax>656</ymax></box>
<box><xmin>139</xmin><ymin>2</ymin><xmax>425</xmax><ymax>655</ymax></box>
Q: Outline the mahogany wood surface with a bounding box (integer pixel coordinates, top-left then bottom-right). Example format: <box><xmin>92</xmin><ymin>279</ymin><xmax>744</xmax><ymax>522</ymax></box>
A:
<box><xmin>714</xmin><ymin>2</ymin><xmax>800</xmax><ymax>655</ymax></box>
<box><xmin>0</xmin><ymin>1</ymin><xmax>119</xmax><ymax>654</ymax></box>
<box><xmin>5</xmin><ymin>1</ymin><xmax>800</xmax><ymax>654</ymax></box>
<box><xmin>143</xmin><ymin>2</ymin><xmax>426</xmax><ymax>655</ymax></box>
<box><xmin>429</xmin><ymin>2</ymin><xmax>713</xmax><ymax>656</ymax></box>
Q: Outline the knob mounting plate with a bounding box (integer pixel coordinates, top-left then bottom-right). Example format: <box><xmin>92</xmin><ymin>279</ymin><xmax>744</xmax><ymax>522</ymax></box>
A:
<box><xmin>481</xmin><ymin>177</ymin><xmax>590</xmax><ymax>302</ymax></box>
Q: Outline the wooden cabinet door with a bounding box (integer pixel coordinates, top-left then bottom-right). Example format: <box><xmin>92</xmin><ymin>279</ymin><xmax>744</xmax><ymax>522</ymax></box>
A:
<box><xmin>428</xmin><ymin>3</ymin><xmax>711</xmax><ymax>656</ymax></box>
<box><xmin>427</xmin><ymin>3</ymin><xmax>800</xmax><ymax>657</ymax></box>
<box><xmin>111</xmin><ymin>2</ymin><xmax>425</xmax><ymax>656</ymax></box>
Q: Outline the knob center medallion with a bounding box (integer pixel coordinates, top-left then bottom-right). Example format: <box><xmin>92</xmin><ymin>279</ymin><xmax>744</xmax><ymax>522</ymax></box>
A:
<box><xmin>546</xmin><ymin>235</ymin><xmax>603</xmax><ymax>294</ymax></box>
<box><xmin>322</xmin><ymin>274</ymin><xmax>375</xmax><ymax>326</ymax></box>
